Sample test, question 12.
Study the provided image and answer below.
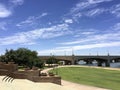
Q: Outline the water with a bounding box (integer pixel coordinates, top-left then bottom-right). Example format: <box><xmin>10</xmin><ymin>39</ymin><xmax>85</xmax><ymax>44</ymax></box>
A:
<box><xmin>110</xmin><ymin>63</ymin><xmax>120</xmax><ymax>68</ymax></box>
<box><xmin>78</xmin><ymin>61</ymin><xmax>120</xmax><ymax>68</ymax></box>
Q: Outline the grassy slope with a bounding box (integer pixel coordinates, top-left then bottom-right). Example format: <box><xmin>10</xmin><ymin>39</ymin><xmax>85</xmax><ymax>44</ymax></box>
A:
<box><xmin>52</xmin><ymin>67</ymin><xmax>120</xmax><ymax>90</ymax></box>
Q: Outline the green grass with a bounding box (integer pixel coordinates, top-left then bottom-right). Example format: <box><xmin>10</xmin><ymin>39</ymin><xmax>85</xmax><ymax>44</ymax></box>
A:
<box><xmin>18</xmin><ymin>65</ymin><xmax>49</xmax><ymax>71</ymax></box>
<box><xmin>18</xmin><ymin>66</ymin><xmax>25</xmax><ymax>70</ymax></box>
<box><xmin>51</xmin><ymin>67</ymin><xmax>120</xmax><ymax>90</ymax></box>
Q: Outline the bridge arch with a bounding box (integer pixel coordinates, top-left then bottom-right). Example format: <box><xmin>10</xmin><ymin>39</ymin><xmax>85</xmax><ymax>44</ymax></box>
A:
<box><xmin>39</xmin><ymin>55</ymin><xmax>120</xmax><ymax>67</ymax></box>
<box><xmin>110</xmin><ymin>57</ymin><xmax>120</xmax><ymax>63</ymax></box>
<box><xmin>55</xmin><ymin>59</ymin><xmax>72</xmax><ymax>65</ymax></box>
<box><xmin>75</xmin><ymin>57</ymin><xmax>109</xmax><ymax>67</ymax></box>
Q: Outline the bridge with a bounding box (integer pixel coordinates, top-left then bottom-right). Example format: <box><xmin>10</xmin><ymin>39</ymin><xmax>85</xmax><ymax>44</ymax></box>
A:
<box><xmin>39</xmin><ymin>55</ymin><xmax>120</xmax><ymax>67</ymax></box>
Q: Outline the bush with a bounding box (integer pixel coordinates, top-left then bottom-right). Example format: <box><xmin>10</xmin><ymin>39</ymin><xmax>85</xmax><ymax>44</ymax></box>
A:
<box><xmin>48</xmin><ymin>72</ymin><xmax>55</xmax><ymax>76</ymax></box>
<box><xmin>40</xmin><ymin>72</ymin><xmax>47</xmax><ymax>76</ymax></box>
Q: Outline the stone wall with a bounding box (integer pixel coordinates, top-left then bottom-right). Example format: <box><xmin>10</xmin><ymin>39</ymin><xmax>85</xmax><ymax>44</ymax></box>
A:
<box><xmin>11</xmin><ymin>72</ymin><xmax>28</xmax><ymax>79</ymax></box>
<box><xmin>0</xmin><ymin>62</ymin><xmax>18</xmax><ymax>72</ymax></box>
<box><xmin>0</xmin><ymin>62</ymin><xmax>61</xmax><ymax>85</ymax></box>
<box><xmin>0</xmin><ymin>69</ymin><xmax>10</xmax><ymax>76</ymax></box>
<box><xmin>31</xmin><ymin>76</ymin><xmax>61</xmax><ymax>85</ymax></box>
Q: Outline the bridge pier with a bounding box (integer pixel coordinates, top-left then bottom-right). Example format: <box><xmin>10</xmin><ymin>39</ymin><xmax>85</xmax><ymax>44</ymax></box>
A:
<box><xmin>71</xmin><ymin>55</ymin><xmax>75</xmax><ymax>65</ymax></box>
<box><xmin>97</xmin><ymin>61</ymin><xmax>102</xmax><ymax>67</ymax></box>
<box><xmin>97</xmin><ymin>60</ymin><xmax>110</xmax><ymax>67</ymax></box>
<box><xmin>85</xmin><ymin>60</ymin><xmax>93</xmax><ymax>64</ymax></box>
<box><xmin>105</xmin><ymin>61</ymin><xmax>110</xmax><ymax>67</ymax></box>
<box><xmin>71</xmin><ymin>60</ymin><xmax>75</xmax><ymax>65</ymax></box>
<box><xmin>105</xmin><ymin>54</ymin><xmax>110</xmax><ymax>67</ymax></box>
<box><xmin>74</xmin><ymin>60</ymin><xmax>78</xmax><ymax>65</ymax></box>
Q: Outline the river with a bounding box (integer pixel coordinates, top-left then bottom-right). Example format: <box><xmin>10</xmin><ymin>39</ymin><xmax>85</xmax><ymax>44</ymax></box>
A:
<box><xmin>78</xmin><ymin>61</ymin><xmax>120</xmax><ymax>68</ymax></box>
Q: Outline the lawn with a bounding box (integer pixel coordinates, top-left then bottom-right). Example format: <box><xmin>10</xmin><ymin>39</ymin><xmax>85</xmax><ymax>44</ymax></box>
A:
<box><xmin>51</xmin><ymin>67</ymin><xmax>120</xmax><ymax>90</ymax></box>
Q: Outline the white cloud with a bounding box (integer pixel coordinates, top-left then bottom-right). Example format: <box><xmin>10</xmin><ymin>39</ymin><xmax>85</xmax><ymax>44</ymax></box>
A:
<box><xmin>81</xmin><ymin>31</ymin><xmax>95</xmax><ymax>35</ymax></box>
<box><xmin>68</xmin><ymin>1</ymin><xmax>90</xmax><ymax>21</ymax></box>
<box><xmin>59</xmin><ymin>23</ymin><xmax>120</xmax><ymax>45</ymax></box>
<box><xmin>41</xmin><ymin>13</ymin><xmax>48</xmax><ymax>17</ymax></box>
<box><xmin>88</xmin><ymin>0</ymin><xmax>112</xmax><ymax>4</ymax></box>
<box><xmin>0</xmin><ymin>0</ymin><xmax>24</xmax><ymax>18</ymax></box>
<box><xmin>0</xmin><ymin>22</ymin><xmax>7</xmax><ymax>30</ymax></box>
<box><xmin>71</xmin><ymin>0</ymin><xmax>112</xmax><ymax>13</ymax></box>
<box><xmin>73</xmin><ymin>42</ymin><xmax>120</xmax><ymax>50</ymax></box>
<box><xmin>38</xmin><ymin>41</ymin><xmax>120</xmax><ymax>55</ymax></box>
<box><xmin>69</xmin><ymin>0</ymin><xmax>112</xmax><ymax>20</ymax></box>
<box><xmin>16</xmin><ymin>13</ymin><xmax>48</xmax><ymax>27</ymax></box>
<box><xmin>70</xmin><ymin>2</ymin><xmax>89</xmax><ymax>13</ymax></box>
<box><xmin>16</xmin><ymin>16</ymin><xmax>36</xmax><ymax>27</ymax></box>
<box><xmin>10</xmin><ymin>0</ymin><xmax>24</xmax><ymax>5</ymax></box>
<box><xmin>0</xmin><ymin>23</ymin><xmax>70</xmax><ymax>45</ymax></box>
<box><xmin>59</xmin><ymin>31</ymin><xmax>120</xmax><ymax>45</ymax></box>
<box><xmin>86</xmin><ymin>8</ymin><xmax>106</xmax><ymax>17</ymax></box>
<box><xmin>64</xmin><ymin>19</ymin><xmax>73</xmax><ymax>24</ymax></box>
<box><xmin>73</xmin><ymin>12</ymin><xmax>82</xmax><ymax>18</ymax></box>
<box><xmin>113</xmin><ymin>23</ymin><xmax>120</xmax><ymax>30</ymax></box>
<box><xmin>0</xmin><ymin>4</ymin><xmax>11</xmax><ymax>18</ymax></box>
<box><xmin>110</xmin><ymin>4</ymin><xmax>120</xmax><ymax>17</ymax></box>
<box><xmin>74</xmin><ymin>30</ymin><xmax>96</xmax><ymax>37</ymax></box>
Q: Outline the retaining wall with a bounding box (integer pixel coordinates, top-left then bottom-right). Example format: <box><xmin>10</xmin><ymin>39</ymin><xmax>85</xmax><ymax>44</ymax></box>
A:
<box><xmin>0</xmin><ymin>62</ymin><xmax>61</xmax><ymax>85</ymax></box>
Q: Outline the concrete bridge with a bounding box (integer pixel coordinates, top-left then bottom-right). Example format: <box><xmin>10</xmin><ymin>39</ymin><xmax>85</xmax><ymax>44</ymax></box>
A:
<box><xmin>39</xmin><ymin>55</ymin><xmax>120</xmax><ymax>67</ymax></box>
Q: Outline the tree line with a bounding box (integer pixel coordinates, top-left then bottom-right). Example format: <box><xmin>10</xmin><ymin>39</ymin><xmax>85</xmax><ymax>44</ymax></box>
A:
<box><xmin>0</xmin><ymin>48</ymin><xmax>59</xmax><ymax>68</ymax></box>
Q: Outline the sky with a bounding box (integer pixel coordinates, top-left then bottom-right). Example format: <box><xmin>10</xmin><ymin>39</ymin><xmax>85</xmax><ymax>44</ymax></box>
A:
<box><xmin>0</xmin><ymin>0</ymin><xmax>120</xmax><ymax>56</ymax></box>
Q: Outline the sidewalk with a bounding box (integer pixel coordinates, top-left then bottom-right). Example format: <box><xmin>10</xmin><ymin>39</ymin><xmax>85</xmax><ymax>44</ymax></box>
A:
<box><xmin>0</xmin><ymin>76</ymin><xmax>72</xmax><ymax>90</ymax></box>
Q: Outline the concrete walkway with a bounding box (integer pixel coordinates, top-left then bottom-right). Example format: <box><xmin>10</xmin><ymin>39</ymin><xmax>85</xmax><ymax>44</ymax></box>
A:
<box><xmin>0</xmin><ymin>76</ymin><xmax>73</xmax><ymax>90</ymax></box>
<box><xmin>62</xmin><ymin>80</ymin><xmax>108</xmax><ymax>90</ymax></box>
<box><xmin>0</xmin><ymin>75</ymin><xmax>108</xmax><ymax>90</ymax></box>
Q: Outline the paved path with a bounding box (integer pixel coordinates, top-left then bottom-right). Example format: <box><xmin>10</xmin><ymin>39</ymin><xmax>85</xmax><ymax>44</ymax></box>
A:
<box><xmin>61</xmin><ymin>80</ymin><xmax>108</xmax><ymax>90</ymax></box>
<box><xmin>42</xmin><ymin>65</ymin><xmax>115</xmax><ymax>90</ymax></box>
<box><xmin>0</xmin><ymin>76</ymin><xmax>73</xmax><ymax>90</ymax></box>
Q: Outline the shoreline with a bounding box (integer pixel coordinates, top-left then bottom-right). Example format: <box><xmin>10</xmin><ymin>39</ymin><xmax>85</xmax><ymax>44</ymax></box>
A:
<box><xmin>57</xmin><ymin>65</ymin><xmax>120</xmax><ymax>71</ymax></box>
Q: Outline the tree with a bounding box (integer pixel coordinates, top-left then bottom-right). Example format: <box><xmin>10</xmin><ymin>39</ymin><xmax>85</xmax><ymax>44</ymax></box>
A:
<box><xmin>4</xmin><ymin>49</ymin><xmax>16</xmax><ymax>62</ymax></box>
<box><xmin>34</xmin><ymin>59</ymin><xmax>44</xmax><ymax>68</ymax></box>
<box><xmin>46</xmin><ymin>56</ymin><xmax>58</xmax><ymax>66</ymax></box>
<box><xmin>0</xmin><ymin>55</ymin><xmax>6</xmax><ymax>62</ymax></box>
<box><xmin>0</xmin><ymin>48</ymin><xmax>44</xmax><ymax>68</ymax></box>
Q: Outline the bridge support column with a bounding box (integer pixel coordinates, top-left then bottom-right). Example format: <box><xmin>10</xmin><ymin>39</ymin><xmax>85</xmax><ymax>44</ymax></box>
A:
<box><xmin>105</xmin><ymin>54</ymin><xmax>110</xmax><ymax>67</ymax></box>
<box><xmin>97</xmin><ymin>61</ymin><xmax>102</xmax><ymax>67</ymax></box>
<box><xmin>114</xmin><ymin>60</ymin><xmax>117</xmax><ymax>62</ymax></box>
<box><xmin>71</xmin><ymin>55</ymin><xmax>75</xmax><ymax>65</ymax></box>
<box><xmin>74</xmin><ymin>60</ymin><xmax>78</xmax><ymax>65</ymax></box>
<box><xmin>85</xmin><ymin>60</ymin><xmax>93</xmax><ymax>64</ymax></box>
<box><xmin>86</xmin><ymin>61</ymin><xmax>89</xmax><ymax>64</ymax></box>
<box><xmin>105</xmin><ymin>60</ymin><xmax>110</xmax><ymax>67</ymax></box>
<box><xmin>71</xmin><ymin>60</ymin><xmax>75</xmax><ymax>65</ymax></box>
<box><xmin>89</xmin><ymin>61</ymin><xmax>93</xmax><ymax>64</ymax></box>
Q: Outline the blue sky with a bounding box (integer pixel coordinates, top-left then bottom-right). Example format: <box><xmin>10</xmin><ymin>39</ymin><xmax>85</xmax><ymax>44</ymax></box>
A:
<box><xmin>0</xmin><ymin>0</ymin><xmax>120</xmax><ymax>55</ymax></box>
